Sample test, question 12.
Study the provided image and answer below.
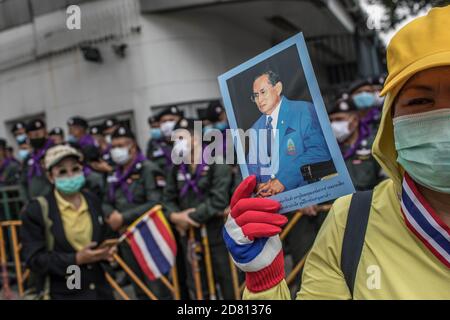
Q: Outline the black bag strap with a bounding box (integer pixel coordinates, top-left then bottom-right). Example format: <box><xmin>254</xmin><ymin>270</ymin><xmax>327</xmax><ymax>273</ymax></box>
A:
<box><xmin>341</xmin><ymin>190</ymin><xmax>373</xmax><ymax>298</ymax></box>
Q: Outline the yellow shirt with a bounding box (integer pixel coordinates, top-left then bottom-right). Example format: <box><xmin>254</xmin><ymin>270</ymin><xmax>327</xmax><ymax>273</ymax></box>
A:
<box><xmin>244</xmin><ymin>179</ymin><xmax>450</xmax><ymax>300</ymax></box>
<box><xmin>54</xmin><ymin>190</ymin><xmax>93</xmax><ymax>251</ymax></box>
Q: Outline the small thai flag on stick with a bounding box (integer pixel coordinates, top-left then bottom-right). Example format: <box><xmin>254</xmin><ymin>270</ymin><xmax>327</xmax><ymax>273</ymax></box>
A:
<box><xmin>120</xmin><ymin>205</ymin><xmax>177</xmax><ymax>280</ymax></box>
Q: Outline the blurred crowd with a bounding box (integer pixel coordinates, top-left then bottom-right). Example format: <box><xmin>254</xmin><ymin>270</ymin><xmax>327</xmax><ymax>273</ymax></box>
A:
<box><xmin>0</xmin><ymin>75</ymin><xmax>387</xmax><ymax>300</ymax></box>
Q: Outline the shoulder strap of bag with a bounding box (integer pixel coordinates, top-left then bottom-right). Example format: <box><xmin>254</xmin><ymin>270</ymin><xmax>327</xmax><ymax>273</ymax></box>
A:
<box><xmin>36</xmin><ymin>196</ymin><xmax>54</xmax><ymax>251</ymax></box>
<box><xmin>340</xmin><ymin>190</ymin><xmax>373</xmax><ymax>298</ymax></box>
<box><xmin>35</xmin><ymin>196</ymin><xmax>54</xmax><ymax>299</ymax></box>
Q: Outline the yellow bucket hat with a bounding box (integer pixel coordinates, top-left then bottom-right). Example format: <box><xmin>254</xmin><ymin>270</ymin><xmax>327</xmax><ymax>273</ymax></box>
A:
<box><xmin>373</xmin><ymin>5</ymin><xmax>450</xmax><ymax>195</ymax></box>
<box><xmin>380</xmin><ymin>5</ymin><xmax>450</xmax><ymax>96</ymax></box>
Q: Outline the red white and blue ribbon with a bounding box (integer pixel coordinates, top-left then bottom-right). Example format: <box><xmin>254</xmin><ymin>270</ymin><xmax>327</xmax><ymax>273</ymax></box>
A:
<box><xmin>400</xmin><ymin>173</ymin><xmax>450</xmax><ymax>268</ymax></box>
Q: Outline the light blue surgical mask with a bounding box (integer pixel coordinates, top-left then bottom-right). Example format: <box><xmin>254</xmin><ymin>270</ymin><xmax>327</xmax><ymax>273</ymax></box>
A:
<box><xmin>214</xmin><ymin>122</ymin><xmax>228</xmax><ymax>132</ymax></box>
<box><xmin>202</xmin><ymin>125</ymin><xmax>214</xmax><ymax>135</ymax></box>
<box><xmin>394</xmin><ymin>109</ymin><xmax>450</xmax><ymax>194</ymax></box>
<box><xmin>353</xmin><ymin>92</ymin><xmax>376</xmax><ymax>109</ymax></box>
<box><xmin>67</xmin><ymin>135</ymin><xmax>78</xmax><ymax>144</ymax></box>
<box><xmin>55</xmin><ymin>174</ymin><xmax>86</xmax><ymax>195</ymax></box>
<box><xmin>18</xmin><ymin>149</ymin><xmax>30</xmax><ymax>161</ymax></box>
<box><xmin>16</xmin><ymin>134</ymin><xmax>27</xmax><ymax>144</ymax></box>
<box><xmin>150</xmin><ymin>128</ymin><xmax>162</xmax><ymax>140</ymax></box>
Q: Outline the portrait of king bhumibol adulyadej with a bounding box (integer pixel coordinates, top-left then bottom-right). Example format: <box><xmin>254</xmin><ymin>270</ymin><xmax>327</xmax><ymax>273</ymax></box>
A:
<box><xmin>247</xmin><ymin>70</ymin><xmax>333</xmax><ymax>197</ymax></box>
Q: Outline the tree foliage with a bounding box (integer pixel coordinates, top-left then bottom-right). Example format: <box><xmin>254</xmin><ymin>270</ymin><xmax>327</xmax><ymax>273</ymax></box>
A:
<box><xmin>367</xmin><ymin>0</ymin><xmax>450</xmax><ymax>30</ymax></box>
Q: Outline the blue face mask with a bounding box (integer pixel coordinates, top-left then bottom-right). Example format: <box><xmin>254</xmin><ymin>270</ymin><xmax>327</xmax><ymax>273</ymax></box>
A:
<box><xmin>150</xmin><ymin>128</ymin><xmax>162</xmax><ymax>140</ymax></box>
<box><xmin>353</xmin><ymin>92</ymin><xmax>376</xmax><ymax>109</ymax></box>
<box><xmin>55</xmin><ymin>174</ymin><xmax>86</xmax><ymax>195</ymax></box>
<box><xmin>18</xmin><ymin>149</ymin><xmax>30</xmax><ymax>161</ymax></box>
<box><xmin>214</xmin><ymin>122</ymin><xmax>228</xmax><ymax>131</ymax></box>
<box><xmin>16</xmin><ymin>134</ymin><xmax>27</xmax><ymax>144</ymax></box>
<box><xmin>67</xmin><ymin>135</ymin><xmax>78</xmax><ymax>144</ymax></box>
<box><xmin>203</xmin><ymin>125</ymin><xmax>214</xmax><ymax>135</ymax></box>
<box><xmin>394</xmin><ymin>109</ymin><xmax>450</xmax><ymax>194</ymax></box>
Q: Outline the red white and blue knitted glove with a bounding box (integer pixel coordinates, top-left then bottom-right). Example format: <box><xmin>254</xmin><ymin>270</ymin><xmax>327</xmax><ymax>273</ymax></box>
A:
<box><xmin>223</xmin><ymin>175</ymin><xmax>287</xmax><ymax>293</ymax></box>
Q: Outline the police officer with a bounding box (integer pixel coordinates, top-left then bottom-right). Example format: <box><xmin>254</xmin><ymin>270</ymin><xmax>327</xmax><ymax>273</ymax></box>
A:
<box><xmin>147</xmin><ymin>106</ymin><xmax>183</xmax><ymax>172</ymax></box>
<box><xmin>12</xmin><ymin>121</ymin><xmax>32</xmax><ymax>162</ymax></box>
<box><xmin>349</xmin><ymin>75</ymin><xmax>386</xmax><ymax>132</ymax></box>
<box><xmin>89</xmin><ymin>125</ymin><xmax>113</xmax><ymax>166</ymax></box>
<box><xmin>0</xmin><ymin>139</ymin><xmax>20</xmax><ymax>187</ymax></box>
<box><xmin>49</xmin><ymin>127</ymin><xmax>65</xmax><ymax>145</ymax></box>
<box><xmin>102</xmin><ymin>117</ymin><xmax>120</xmax><ymax>146</ymax></box>
<box><xmin>11</xmin><ymin>122</ymin><xmax>28</xmax><ymax>146</ymax></box>
<box><xmin>329</xmin><ymin>93</ymin><xmax>385</xmax><ymax>191</ymax></box>
<box><xmin>163</xmin><ymin>118</ymin><xmax>235</xmax><ymax>299</ymax></box>
<box><xmin>67</xmin><ymin>116</ymin><xmax>96</xmax><ymax>149</ymax></box>
<box><xmin>81</xmin><ymin>145</ymin><xmax>111</xmax><ymax>200</ymax></box>
<box><xmin>145</xmin><ymin>115</ymin><xmax>164</xmax><ymax>169</ymax></box>
<box><xmin>102</xmin><ymin>125</ymin><xmax>170</xmax><ymax>299</ymax></box>
<box><xmin>20</xmin><ymin>119</ymin><xmax>54</xmax><ymax>199</ymax></box>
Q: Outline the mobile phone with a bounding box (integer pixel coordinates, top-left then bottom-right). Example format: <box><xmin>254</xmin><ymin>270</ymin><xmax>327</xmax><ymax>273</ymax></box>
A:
<box><xmin>97</xmin><ymin>239</ymin><xmax>119</xmax><ymax>249</ymax></box>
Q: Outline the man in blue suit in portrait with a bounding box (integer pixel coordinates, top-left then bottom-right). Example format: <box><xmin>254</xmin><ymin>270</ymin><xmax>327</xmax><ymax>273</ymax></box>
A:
<box><xmin>247</xmin><ymin>70</ymin><xmax>332</xmax><ymax>196</ymax></box>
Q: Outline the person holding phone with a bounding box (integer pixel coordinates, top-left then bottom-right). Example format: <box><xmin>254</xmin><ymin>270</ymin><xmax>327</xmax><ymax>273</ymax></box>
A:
<box><xmin>21</xmin><ymin>144</ymin><xmax>116</xmax><ymax>299</ymax></box>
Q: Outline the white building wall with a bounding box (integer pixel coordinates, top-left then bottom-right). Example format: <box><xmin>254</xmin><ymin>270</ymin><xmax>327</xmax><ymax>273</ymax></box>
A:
<box><xmin>0</xmin><ymin>8</ymin><xmax>270</xmax><ymax>149</ymax></box>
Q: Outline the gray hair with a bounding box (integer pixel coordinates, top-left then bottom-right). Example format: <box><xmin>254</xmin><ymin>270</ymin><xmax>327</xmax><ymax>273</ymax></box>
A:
<box><xmin>254</xmin><ymin>70</ymin><xmax>281</xmax><ymax>86</ymax></box>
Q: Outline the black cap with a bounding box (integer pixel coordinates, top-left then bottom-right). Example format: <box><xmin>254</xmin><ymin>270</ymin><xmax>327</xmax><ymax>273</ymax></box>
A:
<box><xmin>349</xmin><ymin>75</ymin><xmax>386</xmax><ymax>94</ymax></box>
<box><xmin>11</xmin><ymin>122</ymin><xmax>26</xmax><ymax>134</ymax></box>
<box><xmin>111</xmin><ymin>125</ymin><xmax>135</xmax><ymax>140</ymax></box>
<box><xmin>26</xmin><ymin>119</ymin><xmax>46</xmax><ymax>132</ymax></box>
<box><xmin>81</xmin><ymin>144</ymin><xmax>101</xmax><ymax>162</ymax></box>
<box><xmin>67</xmin><ymin>116</ymin><xmax>88</xmax><ymax>129</ymax></box>
<box><xmin>174</xmin><ymin>118</ymin><xmax>196</xmax><ymax>132</ymax></box>
<box><xmin>89</xmin><ymin>125</ymin><xmax>103</xmax><ymax>136</ymax></box>
<box><xmin>49</xmin><ymin>127</ymin><xmax>64</xmax><ymax>136</ymax></box>
<box><xmin>157</xmin><ymin>105</ymin><xmax>183</xmax><ymax>120</ymax></box>
<box><xmin>205</xmin><ymin>101</ymin><xmax>224</xmax><ymax>122</ymax></box>
<box><xmin>103</xmin><ymin>118</ymin><xmax>119</xmax><ymax>130</ymax></box>
<box><xmin>328</xmin><ymin>92</ymin><xmax>357</xmax><ymax>115</ymax></box>
<box><xmin>148</xmin><ymin>115</ymin><xmax>158</xmax><ymax>125</ymax></box>
<box><xmin>196</xmin><ymin>108</ymin><xmax>208</xmax><ymax>121</ymax></box>
<box><xmin>0</xmin><ymin>138</ymin><xmax>6</xmax><ymax>149</ymax></box>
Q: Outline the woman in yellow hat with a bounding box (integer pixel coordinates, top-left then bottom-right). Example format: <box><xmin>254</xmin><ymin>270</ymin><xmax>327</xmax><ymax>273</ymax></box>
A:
<box><xmin>224</xmin><ymin>5</ymin><xmax>450</xmax><ymax>299</ymax></box>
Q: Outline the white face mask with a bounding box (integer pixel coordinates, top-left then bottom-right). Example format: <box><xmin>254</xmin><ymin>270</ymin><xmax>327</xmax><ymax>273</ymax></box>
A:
<box><xmin>160</xmin><ymin>121</ymin><xmax>176</xmax><ymax>138</ymax></box>
<box><xmin>331</xmin><ymin>120</ymin><xmax>353</xmax><ymax>143</ymax></box>
<box><xmin>172</xmin><ymin>139</ymin><xmax>189</xmax><ymax>158</ymax></box>
<box><xmin>105</xmin><ymin>135</ymin><xmax>112</xmax><ymax>145</ymax></box>
<box><xmin>111</xmin><ymin>146</ymin><xmax>130</xmax><ymax>165</ymax></box>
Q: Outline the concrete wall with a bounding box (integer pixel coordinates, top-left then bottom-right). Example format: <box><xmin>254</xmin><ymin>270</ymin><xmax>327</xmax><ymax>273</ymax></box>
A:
<box><xmin>0</xmin><ymin>7</ymin><xmax>270</xmax><ymax>149</ymax></box>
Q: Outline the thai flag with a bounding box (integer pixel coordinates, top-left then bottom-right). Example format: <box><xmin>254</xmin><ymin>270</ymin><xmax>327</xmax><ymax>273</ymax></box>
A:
<box><xmin>123</xmin><ymin>206</ymin><xmax>177</xmax><ymax>280</ymax></box>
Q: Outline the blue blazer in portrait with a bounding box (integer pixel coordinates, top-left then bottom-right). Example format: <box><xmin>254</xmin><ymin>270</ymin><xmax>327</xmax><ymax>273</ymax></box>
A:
<box><xmin>247</xmin><ymin>96</ymin><xmax>331</xmax><ymax>191</ymax></box>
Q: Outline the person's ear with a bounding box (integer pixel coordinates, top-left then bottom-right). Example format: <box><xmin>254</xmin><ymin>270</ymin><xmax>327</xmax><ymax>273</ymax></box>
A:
<box><xmin>47</xmin><ymin>171</ymin><xmax>55</xmax><ymax>184</ymax></box>
<box><xmin>349</xmin><ymin>113</ymin><xmax>359</xmax><ymax>130</ymax></box>
<box><xmin>275</xmin><ymin>82</ymin><xmax>283</xmax><ymax>96</ymax></box>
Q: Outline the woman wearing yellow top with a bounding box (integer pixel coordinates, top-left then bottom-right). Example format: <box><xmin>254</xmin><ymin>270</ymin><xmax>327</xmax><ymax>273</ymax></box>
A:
<box><xmin>21</xmin><ymin>145</ymin><xmax>115</xmax><ymax>299</ymax></box>
<box><xmin>224</xmin><ymin>5</ymin><xmax>450</xmax><ymax>299</ymax></box>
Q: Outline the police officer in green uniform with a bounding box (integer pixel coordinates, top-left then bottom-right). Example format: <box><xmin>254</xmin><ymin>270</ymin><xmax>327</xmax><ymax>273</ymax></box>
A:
<box><xmin>330</xmin><ymin>93</ymin><xmax>385</xmax><ymax>191</ymax></box>
<box><xmin>48</xmin><ymin>127</ymin><xmax>65</xmax><ymax>145</ymax></box>
<box><xmin>20</xmin><ymin>119</ymin><xmax>54</xmax><ymax>199</ymax></box>
<box><xmin>12</xmin><ymin>122</ymin><xmax>32</xmax><ymax>163</ymax></box>
<box><xmin>102</xmin><ymin>125</ymin><xmax>170</xmax><ymax>299</ymax></box>
<box><xmin>11</xmin><ymin>122</ymin><xmax>28</xmax><ymax>146</ymax></box>
<box><xmin>163</xmin><ymin>118</ymin><xmax>235</xmax><ymax>299</ymax></box>
<box><xmin>146</xmin><ymin>106</ymin><xmax>183</xmax><ymax>173</ymax></box>
<box><xmin>0</xmin><ymin>139</ymin><xmax>20</xmax><ymax>187</ymax></box>
<box><xmin>81</xmin><ymin>144</ymin><xmax>111</xmax><ymax>200</ymax></box>
<box><xmin>349</xmin><ymin>75</ymin><xmax>386</xmax><ymax>133</ymax></box>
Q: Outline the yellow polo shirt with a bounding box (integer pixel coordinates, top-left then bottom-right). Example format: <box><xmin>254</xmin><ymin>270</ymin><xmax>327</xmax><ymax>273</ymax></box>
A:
<box><xmin>54</xmin><ymin>190</ymin><xmax>93</xmax><ymax>251</ymax></box>
<box><xmin>243</xmin><ymin>180</ymin><xmax>450</xmax><ymax>300</ymax></box>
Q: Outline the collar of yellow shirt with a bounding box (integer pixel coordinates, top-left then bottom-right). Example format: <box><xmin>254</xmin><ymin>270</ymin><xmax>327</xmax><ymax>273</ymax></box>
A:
<box><xmin>54</xmin><ymin>189</ymin><xmax>88</xmax><ymax>214</ymax></box>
